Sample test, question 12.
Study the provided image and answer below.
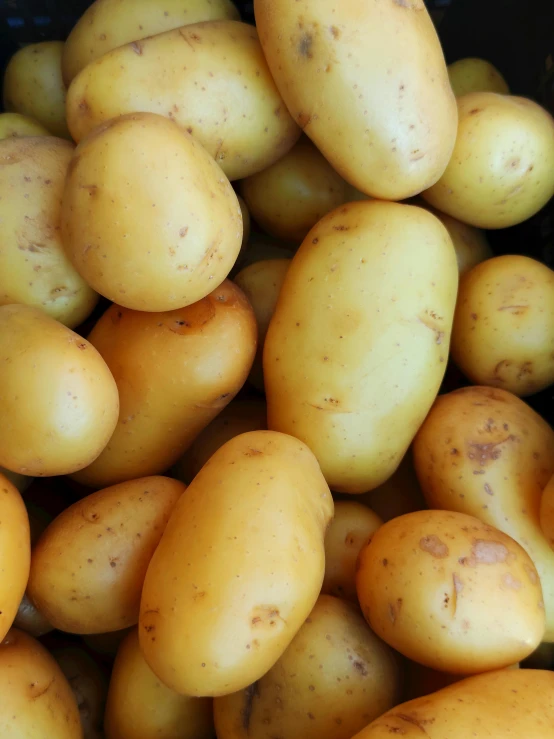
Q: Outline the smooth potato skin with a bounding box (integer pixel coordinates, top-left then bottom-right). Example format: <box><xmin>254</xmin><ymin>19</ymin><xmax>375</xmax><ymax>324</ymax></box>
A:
<box><xmin>264</xmin><ymin>201</ymin><xmax>458</xmax><ymax>493</ymax></box>
<box><xmin>139</xmin><ymin>431</ymin><xmax>333</xmax><ymax>697</ymax></box>
<box><xmin>0</xmin><ymin>112</ymin><xmax>50</xmax><ymax>139</ymax></box>
<box><xmin>448</xmin><ymin>58</ymin><xmax>510</xmax><ymax>97</ymax></box>
<box><xmin>0</xmin><ymin>475</ymin><xmax>30</xmax><ymax>642</ymax></box>
<box><xmin>413</xmin><ymin>386</ymin><xmax>554</xmax><ymax>641</ymax></box>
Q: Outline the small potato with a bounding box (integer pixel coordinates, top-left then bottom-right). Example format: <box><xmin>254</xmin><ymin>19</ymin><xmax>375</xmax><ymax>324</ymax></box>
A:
<box><xmin>322</xmin><ymin>502</ymin><xmax>382</xmax><ymax>602</ymax></box>
<box><xmin>214</xmin><ymin>595</ymin><xmax>400</xmax><ymax>739</ymax></box>
<box><xmin>0</xmin><ymin>112</ymin><xmax>50</xmax><ymax>139</ymax></box>
<box><xmin>540</xmin><ymin>474</ymin><xmax>554</xmax><ymax>549</ymax></box>
<box><xmin>451</xmin><ymin>255</ymin><xmax>554</xmax><ymax>397</ymax></box>
<box><xmin>54</xmin><ymin>647</ymin><xmax>108</xmax><ymax>739</ymax></box>
<box><xmin>422</xmin><ymin>93</ymin><xmax>554</xmax><ymax>229</ymax></box>
<box><xmin>104</xmin><ymin>628</ymin><xmax>214</xmax><ymax>739</ymax></box>
<box><xmin>13</xmin><ymin>594</ymin><xmax>53</xmax><ymax>639</ymax></box>
<box><xmin>356</xmin><ymin>510</ymin><xmax>545</xmax><ymax>674</ymax></box>
<box><xmin>448</xmin><ymin>58</ymin><xmax>510</xmax><ymax>97</ymax></box>
<box><xmin>2</xmin><ymin>41</ymin><xmax>69</xmax><ymax>139</ymax></box>
<box><xmin>359</xmin><ymin>452</ymin><xmax>427</xmax><ymax>522</ymax></box>
<box><xmin>27</xmin><ymin>476</ymin><xmax>185</xmax><ymax>634</ymax></box>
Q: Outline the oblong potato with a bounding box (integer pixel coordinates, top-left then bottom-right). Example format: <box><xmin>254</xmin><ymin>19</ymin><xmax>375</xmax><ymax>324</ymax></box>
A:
<box><xmin>448</xmin><ymin>58</ymin><xmax>510</xmax><ymax>97</ymax></box>
<box><xmin>0</xmin><ymin>112</ymin><xmax>50</xmax><ymax>140</ymax></box>
<box><xmin>264</xmin><ymin>201</ymin><xmax>458</xmax><ymax>493</ymax></box>
<box><xmin>54</xmin><ymin>647</ymin><xmax>108</xmax><ymax>739</ymax></box>
<box><xmin>139</xmin><ymin>430</ymin><xmax>334</xmax><ymax>697</ymax></box>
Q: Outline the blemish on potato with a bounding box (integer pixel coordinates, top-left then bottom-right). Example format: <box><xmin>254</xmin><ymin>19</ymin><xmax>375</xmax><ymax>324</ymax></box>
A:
<box><xmin>419</xmin><ymin>535</ymin><xmax>449</xmax><ymax>558</ymax></box>
<box><xmin>502</xmin><ymin>573</ymin><xmax>522</xmax><ymax>590</ymax></box>
<box><xmin>388</xmin><ymin>598</ymin><xmax>403</xmax><ymax>624</ymax></box>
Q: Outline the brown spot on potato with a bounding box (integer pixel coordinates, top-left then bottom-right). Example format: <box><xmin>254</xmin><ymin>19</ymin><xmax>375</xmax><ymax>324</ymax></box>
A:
<box><xmin>467</xmin><ymin>436</ymin><xmax>514</xmax><ymax>465</ymax></box>
<box><xmin>245</xmin><ymin>448</ymin><xmax>263</xmax><ymax>456</ymax></box>
<box><xmin>242</xmin><ymin>682</ymin><xmax>259</xmax><ymax>730</ymax></box>
<box><xmin>353</xmin><ymin>659</ymin><xmax>368</xmax><ymax>676</ymax></box>
<box><xmin>388</xmin><ymin>598</ymin><xmax>403</xmax><ymax>624</ymax></box>
<box><xmin>329</xmin><ymin>25</ymin><xmax>340</xmax><ymax>39</ymax></box>
<box><xmin>130</xmin><ymin>41</ymin><xmax>143</xmax><ymax>55</ymax></box>
<box><xmin>297</xmin><ymin>112</ymin><xmax>312</xmax><ymax>128</ymax></box>
<box><xmin>524</xmin><ymin>565</ymin><xmax>538</xmax><ymax>585</ymax></box>
<box><xmin>461</xmin><ymin>539</ymin><xmax>512</xmax><ymax>566</ymax></box>
<box><xmin>469</xmin><ymin>108</ymin><xmax>483</xmax><ymax>115</ymax></box>
<box><xmin>484</xmin><ymin>483</ymin><xmax>494</xmax><ymax>495</ymax></box>
<box><xmin>394</xmin><ymin>714</ymin><xmax>435</xmax><ymax>731</ymax></box>
<box><xmin>502</xmin><ymin>573</ymin><xmax>522</xmax><ymax>590</ymax></box>
<box><xmin>333</xmin><ymin>225</ymin><xmax>349</xmax><ymax>231</ymax></box>
<box><xmin>298</xmin><ymin>34</ymin><xmax>313</xmax><ymax>59</ymax></box>
<box><xmin>453</xmin><ymin>573</ymin><xmax>464</xmax><ymax>593</ymax></box>
<box><xmin>419</xmin><ymin>535</ymin><xmax>449</xmax><ymax>558</ymax></box>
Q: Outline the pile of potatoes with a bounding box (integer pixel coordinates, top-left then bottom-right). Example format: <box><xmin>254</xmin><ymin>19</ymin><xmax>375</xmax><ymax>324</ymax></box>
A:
<box><xmin>1</xmin><ymin>0</ymin><xmax>554</xmax><ymax>737</ymax></box>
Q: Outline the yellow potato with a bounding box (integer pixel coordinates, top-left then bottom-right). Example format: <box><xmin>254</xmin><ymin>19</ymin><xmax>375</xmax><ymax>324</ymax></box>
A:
<box><xmin>0</xmin><ymin>136</ymin><xmax>98</xmax><ymax>328</ymax></box>
<box><xmin>27</xmin><ymin>476</ymin><xmax>185</xmax><ymax>634</ymax></box>
<box><xmin>422</xmin><ymin>93</ymin><xmax>554</xmax><ymax>228</ymax></box>
<box><xmin>0</xmin><ymin>629</ymin><xmax>83</xmax><ymax>737</ymax></box>
<box><xmin>0</xmin><ymin>305</ymin><xmax>119</xmax><ymax>477</ymax></box>
<box><xmin>254</xmin><ymin>0</ymin><xmax>457</xmax><ymax>200</ymax></box>
<box><xmin>356</xmin><ymin>509</ymin><xmax>545</xmax><ymax>673</ymax></box>
<box><xmin>234</xmin><ymin>259</ymin><xmax>291</xmax><ymax>391</ymax></box>
<box><xmin>359</xmin><ymin>451</ymin><xmax>427</xmax><ymax>522</ymax></box>
<box><xmin>322</xmin><ymin>502</ymin><xmax>382</xmax><ymax>602</ymax></box>
<box><xmin>66</xmin><ymin>22</ymin><xmax>300</xmax><ymax>180</ymax></box>
<box><xmin>2</xmin><ymin>41</ymin><xmax>70</xmax><ymax>139</ymax></box>
<box><xmin>451</xmin><ymin>255</ymin><xmax>554</xmax><ymax>397</ymax></box>
<box><xmin>104</xmin><ymin>628</ymin><xmax>214</xmax><ymax>739</ymax></box>
<box><xmin>54</xmin><ymin>647</ymin><xmax>108</xmax><ymax>739</ymax></box>
<box><xmin>0</xmin><ymin>112</ymin><xmax>50</xmax><ymax>140</ymax></box>
<box><xmin>214</xmin><ymin>595</ymin><xmax>400</xmax><ymax>739</ymax></box>
<box><xmin>264</xmin><ymin>201</ymin><xmax>458</xmax><ymax>493</ymax></box>
<box><xmin>412</xmin><ymin>385</ymin><xmax>554</xmax><ymax>641</ymax></box>
<box><xmin>62</xmin><ymin>0</ymin><xmax>240</xmax><ymax>85</ymax></box>
<box><xmin>13</xmin><ymin>594</ymin><xmax>53</xmax><ymax>639</ymax></box>
<box><xmin>540</xmin><ymin>474</ymin><xmax>554</xmax><ymax>549</ymax></box>
<box><xmin>139</xmin><ymin>430</ymin><xmax>333</xmax><ymax>697</ymax></box>
<box><xmin>71</xmin><ymin>281</ymin><xmax>256</xmax><ymax>488</ymax></box>
<box><xmin>61</xmin><ymin>112</ymin><xmax>242</xmax><ymax>312</ymax></box>
<box><xmin>448</xmin><ymin>58</ymin><xmax>510</xmax><ymax>97</ymax></box>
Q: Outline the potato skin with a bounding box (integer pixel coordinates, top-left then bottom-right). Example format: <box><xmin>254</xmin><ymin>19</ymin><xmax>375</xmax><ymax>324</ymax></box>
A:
<box><xmin>448</xmin><ymin>58</ymin><xmax>510</xmax><ymax>97</ymax></box>
<box><xmin>356</xmin><ymin>510</ymin><xmax>545</xmax><ymax>673</ymax></box>
<box><xmin>13</xmin><ymin>594</ymin><xmax>53</xmax><ymax>639</ymax></box>
<box><xmin>264</xmin><ymin>201</ymin><xmax>458</xmax><ymax>493</ymax></box>
<box><xmin>27</xmin><ymin>476</ymin><xmax>185</xmax><ymax>634</ymax></box>
<box><xmin>214</xmin><ymin>595</ymin><xmax>400</xmax><ymax>739</ymax></box>
<box><xmin>413</xmin><ymin>386</ymin><xmax>554</xmax><ymax>640</ymax></box>
<box><xmin>0</xmin><ymin>112</ymin><xmax>50</xmax><ymax>139</ymax></box>
<box><xmin>139</xmin><ymin>430</ymin><xmax>333</xmax><ymax>697</ymax></box>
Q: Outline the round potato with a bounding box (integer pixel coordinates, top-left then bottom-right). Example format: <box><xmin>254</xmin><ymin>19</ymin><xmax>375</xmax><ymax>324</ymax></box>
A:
<box><xmin>356</xmin><ymin>510</ymin><xmax>545</xmax><ymax>673</ymax></box>
<box><xmin>448</xmin><ymin>58</ymin><xmax>510</xmax><ymax>97</ymax></box>
<box><xmin>0</xmin><ymin>112</ymin><xmax>50</xmax><ymax>140</ymax></box>
<box><xmin>2</xmin><ymin>41</ymin><xmax>69</xmax><ymax>139</ymax></box>
<box><xmin>0</xmin><ymin>136</ymin><xmax>98</xmax><ymax>328</ymax></box>
<box><xmin>451</xmin><ymin>255</ymin><xmax>554</xmax><ymax>397</ymax></box>
<box><xmin>422</xmin><ymin>92</ymin><xmax>554</xmax><ymax>229</ymax></box>
<box><xmin>27</xmin><ymin>476</ymin><xmax>185</xmax><ymax>634</ymax></box>
<box><xmin>359</xmin><ymin>452</ymin><xmax>427</xmax><ymax>522</ymax></box>
<box><xmin>104</xmin><ymin>628</ymin><xmax>214</xmax><ymax>739</ymax></box>
<box><xmin>54</xmin><ymin>647</ymin><xmax>108</xmax><ymax>739</ymax></box>
<box><xmin>214</xmin><ymin>595</ymin><xmax>400</xmax><ymax>739</ymax></box>
<box><xmin>540</xmin><ymin>473</ymin><xmax>554</xmax><ymax>549</ymax></box>
<box><xmin>0</xmin><ymin>305</ymin><xmax>119</xmax><ymax>477</ymax></box>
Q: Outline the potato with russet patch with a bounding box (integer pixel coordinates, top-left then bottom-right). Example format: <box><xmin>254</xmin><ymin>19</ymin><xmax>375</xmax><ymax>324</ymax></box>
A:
<box><xmin>54</xmin><ymin>646</ymin><xmax>108</xmax><ymax>739</ymax></box>
<box><xmin>448</xmin><ymin>58</ymin><xmax>510</xmax><ymax>97</ymax></box>
<box><xmin>0</xmin><ymin>112</ymin><xmax>50</xmax><ymax>140</ymax></box>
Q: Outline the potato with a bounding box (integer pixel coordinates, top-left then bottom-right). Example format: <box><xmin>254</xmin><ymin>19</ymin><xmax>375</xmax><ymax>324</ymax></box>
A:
<box><xmin>264</xmin><ymin>201</ymin><xmax>458</xmax><ymax>493</ymax></box>
<box><xmin>448</xmin><ymin>58</ymin><xmax>510</xmax><ymax>97</ymax></box>
<box><xmin>0</xmin><ymin>136</ymin><xmax>99</xmax><ymax>328</ymax></box>
<box><xmin>27</xmin><ymin>476</ymin><xmax>185</xmax><ymax>634</ymax></box>
<box><xmin>451</xmin><ymin>255</ymin><xmax>554</xmax><ymax>397</ymax></box>
<box><xmin>0</xmin><ymin>467</ymin><xmax>33</xmax><ymax>494</ymax></box>
<box><xmin>403</xmin><ymin>661</ymin><xmax>519</xmax><ymax>702</ymax></box>
<box><xmin>13</xmin><ymin>594</ymin><xmax>53</xmax><ymax>639</ymax></box>
<box><xmin>0</xmin><ymin>305</ymin><xmax>119</xmax><ymax>477</ymax></box>
<box><xmin>71</xmin><ymin>280</ymin><xmax>256</xmax><ymax>488</ymax></box>
<box><xmin>54</xmin><ymin>647</ymin><xmax>108</xmax><ymax>739</ymax></box>
<box><xmin>540</xmin><ymin>473</ymin><xmax>554</xmax><ymax>549</ymax></box>
<box><xmin>139</xmin><ymin>430</ymin><xmax>333</xmax><ymax>697</ymax></box>
<box><xmin>322</xmin><ymin>502</ymin><xmax>382</xmax><ymax>602</ymax></box>
<box><xmin>214</xmin><ymin>595</ymin><xmax>400</xmax><ymax>739</ymax></box>
<box><xmin>62</xmin><ymin>0</ymin><xmax>240</xmax><ymax>86</ymax></box>
<box><xmin>237</xmin><ymin>195</ymin><xmax>251</xmax><ymax>260</ymax></box>
<box><xmin>61</xmin><ymin>113</ymin><xmax>242</xmax><ymax>312</ymax></box>
<box><xmin>356</xmin><ymin>509</ymin><xmax>544</xmax><ymax>673</ymax></box>
<box><xmin>349</xmin><ymin>669</ymin><xmax>554</xmax><ymax>739</ymax></box>
<box><xmin>254</xmin><ymin>0</ymin><xmax>457</xmax><ymax>200</ymax></box>
<box><xmin>413</xmin><ymin>386</ymin><xmax>554</xmax><ymax>640</ymax></box>
<box><xmin>422</xmin><ymin>93</ymin><xmax>554</xmax><ymax>229</ymax></box>
<box><xmin>0</xmin><ymin>112</ymin><xmax>50</xmax><ymax>140</ymax></box>
<box><xmin>104</xmin><ymin>628</ymin><xmax>214</xmax><ymax>739</ymax></box>
<box><xmin>66</xmin><ymin>22</ymin><xmax>300</xmax><ymax>181</ymax></box>
<box><xmin>2</xmin><ymin>41</ymin><xmax>69</xmax><ymax>139</ymax></box>
<box><xmin>359</xmin><ymin>452</ymin><xmax>427</xmax><ymax>522</ymax></box>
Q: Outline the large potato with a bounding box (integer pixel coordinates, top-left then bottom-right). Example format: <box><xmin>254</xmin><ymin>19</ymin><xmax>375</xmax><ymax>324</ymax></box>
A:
<box><xmin>27</xmin><ymin>476</ymin><xmax>185</xmax><ymax>634</ymax></box>
<box><xmin>412</xmin><ymin>386</ymin><xmax>554</xmax><ymax>640</ymax></box>
<box><xmin>359</xmin><ymin>452</ymin><xmax>427</xmax><ymax>522</ymax></box>
<box><xmin>62</xmin><ymin>0</ymin><xmax>240</xmax><ymax>85</ymax></box>
<box><xmin>0</xmin><ymin>136</ymin><xmax>98</xmax><ymax>328</ymax></box>
<box><xmin>0</xmin><ymin>112</ymin><xmax>49</xmax><ymax>140</ymax></box>
<box><xmin>214</xmin><ymin>595</ymin><xmax>400</xmax><ymax>739</ymax></box>
<box><xmin>71</xmin><ymin>280</ymin><xmax>256</xmax><ymax>488</ymax></box>
<box><xmin>54</xmin><ymin>647</ymin><xmax>108</xmax><ymax>739</ymax></box>
<box><xmin>254</xmin><ymin>0</ymin><xmax>457</xmax><ymax>200</ymax></box>
<box><xmin>104</xmin><ymin>628</ymin><xmax>214</xmax><ymax>739</ymax></box>
<box><xmin>422</xmin><ymin>92</ymin><xmax>554</xmax><ymax>228</ymax></box>
<box><xmin>356</xmin><ymin>510</ymin><xmax>545</xmax><ymax>673</ymax></box>
<box><xmin>66</xmin><ymin>22</ymin><xmax>300</xmax><ymax>181</ymax></box>
<box><xmin>451</xmin><ymin>255</ymin><xmax>554</xmax><ymax>397</ymax></box>
<box><xmin>264</xmin><ymin>201</ymin><xmax>458</xmax><ymax>493</ymax></box>
<box><xmin>139</xmin><ymin>430</ymin><xmax>333</xmax><ymax>697</ymax></box>
<box><xmin>0</xmin><ymin>305</ymin><xmax>118</xmax><ymax>477</ymax></box>
<box><xmin>448</xmin><ymin>58</ymin><xmax>510</xmax><ymax>97</ymax></box>
<box><xmin>61</xmin><ymin>112</ymin><xmax>242</xmax><ymax>312</ymax></box>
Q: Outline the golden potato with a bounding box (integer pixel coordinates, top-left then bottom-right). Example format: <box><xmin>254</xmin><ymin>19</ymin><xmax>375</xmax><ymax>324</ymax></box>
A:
<box><xmin>104</xmin><ymin>628</ymin><xmax>214</xmax><ymax>739</ymax></box>
<box><xmin>451</xmin><ymin>255</ymin><xmax>554</xmax><ymax>397</ymax></box>
<box><xmin>0</xmin><ymin>305</ymin><xmax>119</xmax><ymax>477</ymax></box>
<box><xmin>13</xmin><ymin>594</ymin><xmax>53</xmax><ymax>639</ymax></box>
<box><xmin>27</xmin><ymin>476</ymin><xmax>185</xmax><ymax>634</ymax></box>
<box><xmin>413</xmin><ymin>386</ymin><xmax>554</xmax><ymax>640</ymax></box>
<box><xmin>54</xmin><ymin>647</ymin><xmax>108</xmax><ymax>739</ymax></box>
<box><xmin>0</xmin><ymin>112</ymin><xmax>49</xmax><ymax>140</ymax></box>
<box><xmin>214</xmin><ymin>595</ymin><xmax>400</xmax><ymax>739</ymax></box>
<box><xmin>540</xmin><ymin>473</ymin><xmax>554</xmax><ymax>549</ymax></box>
<box><xmin>359</xmin><ymin>452</ymin><xmax>427</xmax><ymax>522</ymax></box>
<box><xmin>61</xmin><ymin>112</ymin><xmax>242</xmax><ymax>312</ymax></box>
<box><xmin>448</xmin><ymin>58</ymin><xmax>510</xmax><ymax>97</ymax></box>
<box><xmin>422</xmin><ymin>93</ymin><xmax>554</xmax><ymax>228</ymax></box>
<box><xmin>66</xmin><ymin>22</ymin><xmax>300</xmax><ymax>180</ymax></box>
<box><xmin>264</xmin><ymin>201</ymin><xmax>458</xmax><ymax>493</ymax></box>
<box><xmin>2</xmin><ymin>41</ymin><xmax>69</xmax><ymax>139</ymax></box>
<box><xmin>139</xmin><ymin>430</ymin><xmax>333</xmax><ymax>697</ymax></box>
<box><xmin>0</xmin><ymin>136</ymin><xmax>98</xmax><ymax>328</ymax></box>
<box><xmin>356</xmin><ymin>510</ymin><xmax>545</xmax><ymax>673</ymax></box>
